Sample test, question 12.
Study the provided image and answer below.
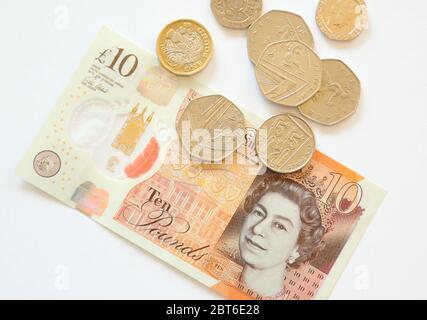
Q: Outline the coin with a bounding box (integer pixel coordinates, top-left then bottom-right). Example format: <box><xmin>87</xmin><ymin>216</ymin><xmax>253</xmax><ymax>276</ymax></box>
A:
<box><xmin>33</xmin><ymin>150</ymin><xmax>61</xmax><ymax>178</ymax></box>
<box><xmin>299</xmin><ymin>59</ymin><xmax>361</xmax><ymax>126</ymax></box>
<box><xmin>256</xmin><ymin>114</ymin><xmax>315</xmax><ymax>173</ymax></box>
<box><xmin>316</xmin><ymin>0</ymin><xmax>367</xmax><ymax>41</ymax></box>
<box><xmin>255</xmin><ymin>40</ymin><xmax>322</xmax><ymax>107</ymax></box>
<box><xmin>211</xmin><ymin>0</ymin><xmax>262</xmax><ymax>29</ymax></box>
<box><xmin>176</xmin><ymin>95</ymin><xmax>245</xmax><ymax>162</ymax></box>
<box><xmin>156</xmin><ymin>19</ymin><xmax>213</xmax><ymax>76</ymax></box>
<box><xmin>247</xmin><ymin>10</ymin><xmax>314</xmax><ymax>64</ymax></box>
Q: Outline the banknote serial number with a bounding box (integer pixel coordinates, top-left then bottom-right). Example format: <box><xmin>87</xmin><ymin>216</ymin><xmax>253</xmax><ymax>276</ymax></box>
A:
<box><xmin>166</xmin><ymin>304</ymin><xmax>260</xmax><ymax>317</ymax></box>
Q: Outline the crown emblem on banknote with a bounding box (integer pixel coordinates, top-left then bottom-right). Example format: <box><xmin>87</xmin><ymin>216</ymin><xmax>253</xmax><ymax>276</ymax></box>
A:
<box><xmin>286</xmin><ymin>165</ymin><xmax>335</xmax><ymax>232</ymax></box>
<box><xmin>112</xmin><ymin>103</ymin><xmax>154</xmax><ymax>156</ymax></box>
<box><xmin>286</xmin><ymin>165</ymin><xmax>365</xmax><ymax>232</ymax></box>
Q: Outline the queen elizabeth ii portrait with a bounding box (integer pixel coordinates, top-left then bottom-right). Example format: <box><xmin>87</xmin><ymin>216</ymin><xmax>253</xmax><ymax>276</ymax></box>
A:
<box><xmin>238</xmin><ymin>177</ymin><xmax>325</xmax><ymax>298</ymax></box>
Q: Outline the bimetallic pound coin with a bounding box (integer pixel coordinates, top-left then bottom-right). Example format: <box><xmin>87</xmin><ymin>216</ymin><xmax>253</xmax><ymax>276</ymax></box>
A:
<box><xmin>211</xmin><ymin>0</ymin><xmax>263</xmax><ymax>29</ymax></box>
<box><xmin>176</xmin><ymin>95</ymin><xmax>245</xmax><ymax>162</ymax></box>
<box><xmin>157</xmin><ymin>19</ymin><xmax>213</xmax><ymax>76</ymax></box>
<box><xmin>248</xmin><ymin>10</ymin><xmax>314</xmax><ymax>64</ymax></box>
<box><xmin>255</xmin><ymin>40</ymin><xmax>322</xmax><ymax>107</ymax></box>
<box><xmin>256</xmin><ymin>114</ymin><xmax>315</xmax><ymax>173</ymax></box>
<box><xmin>299</xmin><ymin>59</ymin><xmax>361</xmax><ymax>126</ymax></box>
<box><xmin>33</xmin><ymin>150</ymin><xmax>61</xmax><ymax>178</ymax></box>
<box><xmin>316</xmin><ymin>0</ymin><xmax>367</xmax><ymax>41</ymax></box>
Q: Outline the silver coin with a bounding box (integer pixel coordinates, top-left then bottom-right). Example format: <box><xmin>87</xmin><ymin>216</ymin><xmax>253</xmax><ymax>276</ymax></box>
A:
<box><xmin>33</xmin><ymin>150</ymin><xmax>61</xmax><ymax>178</ymax></box>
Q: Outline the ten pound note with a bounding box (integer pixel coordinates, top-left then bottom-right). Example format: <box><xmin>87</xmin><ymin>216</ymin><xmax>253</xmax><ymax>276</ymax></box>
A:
<box><xmin>17</xmin><ymin>27</ymin><xmax>386</xmax><ymax>300</ymax></box>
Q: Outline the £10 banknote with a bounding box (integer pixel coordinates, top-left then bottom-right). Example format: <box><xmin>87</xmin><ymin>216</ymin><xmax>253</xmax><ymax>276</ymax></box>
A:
<box><xmin>17</xmin><ymin>27</ymin><xmax>386</xmax><ymax>300</ymax></box>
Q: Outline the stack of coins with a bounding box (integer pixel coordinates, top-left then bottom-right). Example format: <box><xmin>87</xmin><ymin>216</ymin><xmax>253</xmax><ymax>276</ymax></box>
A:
<box><xmin>156</xmin><ymin>1</ymin><xmax>367</xmax><ymax>174</ymax></box>
<box><xmin>246</xmin><ymin>9</ymin><xmax>362</xmax><ymax>121</ymax></box>
<box><xmin>244</xmin><ymin>9</ymin><xmax>363</xmax><ymax>173</ymax></box>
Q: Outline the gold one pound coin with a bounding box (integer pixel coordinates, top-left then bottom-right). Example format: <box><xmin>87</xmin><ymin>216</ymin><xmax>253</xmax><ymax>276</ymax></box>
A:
<box><xmin>157</xmin><ymin>19</ymin><xmax>213</xmax><ymax>76</ymax></box>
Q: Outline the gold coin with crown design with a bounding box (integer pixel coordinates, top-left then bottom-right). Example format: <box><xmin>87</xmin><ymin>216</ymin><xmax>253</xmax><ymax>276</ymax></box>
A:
<box><xmin>156</xmin><ymin>19</ymin><xmax>213</xmax><ymax>76</ymax></box>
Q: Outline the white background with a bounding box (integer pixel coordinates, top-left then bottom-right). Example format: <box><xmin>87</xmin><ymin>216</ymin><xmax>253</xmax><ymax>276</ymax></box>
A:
<box><xmin>1</xmin><ymin>0</ymin><xmax>426</xmax><ymax>299</ymax></box>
